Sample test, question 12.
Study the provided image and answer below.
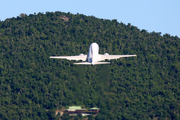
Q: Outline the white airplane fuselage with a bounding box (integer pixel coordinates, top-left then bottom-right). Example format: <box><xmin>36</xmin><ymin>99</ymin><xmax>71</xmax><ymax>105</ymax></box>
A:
<box><xmin>88</xmin><ymin>43</ymin><xmax>99</xmax><ymax>65</ymax></box>
<box><xmin>49</xmin><ymin>42</ymin><xmax>137</xmax><ymax>65</ymax></box>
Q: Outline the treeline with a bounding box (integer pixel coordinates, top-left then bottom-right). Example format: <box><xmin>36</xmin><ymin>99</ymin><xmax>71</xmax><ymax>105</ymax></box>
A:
<box><xmin>0</xmin><ymin>11</ymin><xmax>180</xmax><ymax>119</ymax></box>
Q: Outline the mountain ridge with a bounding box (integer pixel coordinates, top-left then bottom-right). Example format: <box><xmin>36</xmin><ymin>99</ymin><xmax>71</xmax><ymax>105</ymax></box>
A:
<box><xmin>0</xmin><ymin>11</ymin><xmax>180</xmax><ymax>119</ymax></box>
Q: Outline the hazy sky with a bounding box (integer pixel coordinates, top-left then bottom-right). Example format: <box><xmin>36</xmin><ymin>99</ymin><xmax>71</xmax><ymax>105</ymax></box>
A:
<box><xmin>1</xmin><ymin>0</ymin><xmax>180</xmax><ymax>37</ymax></box>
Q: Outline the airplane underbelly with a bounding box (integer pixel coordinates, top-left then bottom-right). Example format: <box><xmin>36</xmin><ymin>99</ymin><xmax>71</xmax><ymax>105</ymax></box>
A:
<box><xmin>88</xmin><ymin>57</ymin><xmax>92</xmax><ymax>62</ymax></box>
<box><xmin>88</xmin><ymin>42</ymin><xmax>99</xmax><ymax>63</ymax></box>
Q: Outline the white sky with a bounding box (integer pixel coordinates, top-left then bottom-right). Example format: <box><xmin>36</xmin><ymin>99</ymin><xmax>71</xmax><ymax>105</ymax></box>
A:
<box><xmin>1</xmin><ymin>0</ymin><xmax>180</xmax><ymax>37</ymax></box>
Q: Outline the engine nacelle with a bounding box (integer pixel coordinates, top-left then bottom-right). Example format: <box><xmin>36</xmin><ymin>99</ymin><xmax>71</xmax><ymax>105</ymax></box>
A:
<box><xmin>79</xmin><ymin>53</ymin><xmax>84</xmax><ymax>56</ymax></box>
<box><xmin>104</xmin><ymin>53</ymin><xmax>109</xmax><ymax>55</ymax></box>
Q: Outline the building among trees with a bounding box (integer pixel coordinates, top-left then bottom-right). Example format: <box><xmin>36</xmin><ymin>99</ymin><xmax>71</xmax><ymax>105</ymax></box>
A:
<box><xmin>63</xmin><ymin>106</ymin><xmax>100</xmax><ymax>116</ymax></box>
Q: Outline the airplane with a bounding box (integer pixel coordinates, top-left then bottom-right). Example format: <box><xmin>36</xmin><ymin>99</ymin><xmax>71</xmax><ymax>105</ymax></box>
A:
<box><xmin>50</xmin><ymin>42</ymin><xmax>137</xmax><ymax>65</ymax></box>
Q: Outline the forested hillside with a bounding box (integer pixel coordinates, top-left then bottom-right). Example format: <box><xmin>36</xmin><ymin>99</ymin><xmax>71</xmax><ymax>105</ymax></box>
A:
<box><xmin>0</xmin><ymin>11</ymin><xmax>180</xmax><ymax>119</ymax></box>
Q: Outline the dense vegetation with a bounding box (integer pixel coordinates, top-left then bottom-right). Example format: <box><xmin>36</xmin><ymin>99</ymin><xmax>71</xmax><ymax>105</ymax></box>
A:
<box><xmin>0</xmin><ymin>11</ymin><xmax>180</xmax><ymax>119</ymax></box>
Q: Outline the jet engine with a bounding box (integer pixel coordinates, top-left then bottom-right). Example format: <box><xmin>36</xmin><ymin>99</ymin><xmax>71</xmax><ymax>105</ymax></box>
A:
<box><xmin>79</xmin><ymin>53</ymin><xmax>84</xmax><ymax>56</ymax></box>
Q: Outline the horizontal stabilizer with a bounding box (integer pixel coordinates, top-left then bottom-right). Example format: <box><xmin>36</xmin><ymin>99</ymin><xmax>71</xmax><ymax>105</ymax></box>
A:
<box><xmin>93</xmin><ymin>62</ymin><xmax>110</xmax><ymax>65</ymax></box>
<box><xmin>74</xmin><ymin>62</ymin><xmax>110</xmax><ymax>65</ymax></box>
<box><xmin>74</xmin><ymin>62</ymin><xmax>92</xmax><ymax>65</ymax></box>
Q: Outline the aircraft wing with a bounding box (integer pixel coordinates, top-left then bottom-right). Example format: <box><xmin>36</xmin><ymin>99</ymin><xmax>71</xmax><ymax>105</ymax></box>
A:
<box><xmin>98</xmin><ymin>54</ymin><xmax>137</xmax><ymax>61</ymax></box>
<box><xmin>50</xmin><ymin>54</ymin><xmax>87</xmax><ymax>61</ymax></box>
